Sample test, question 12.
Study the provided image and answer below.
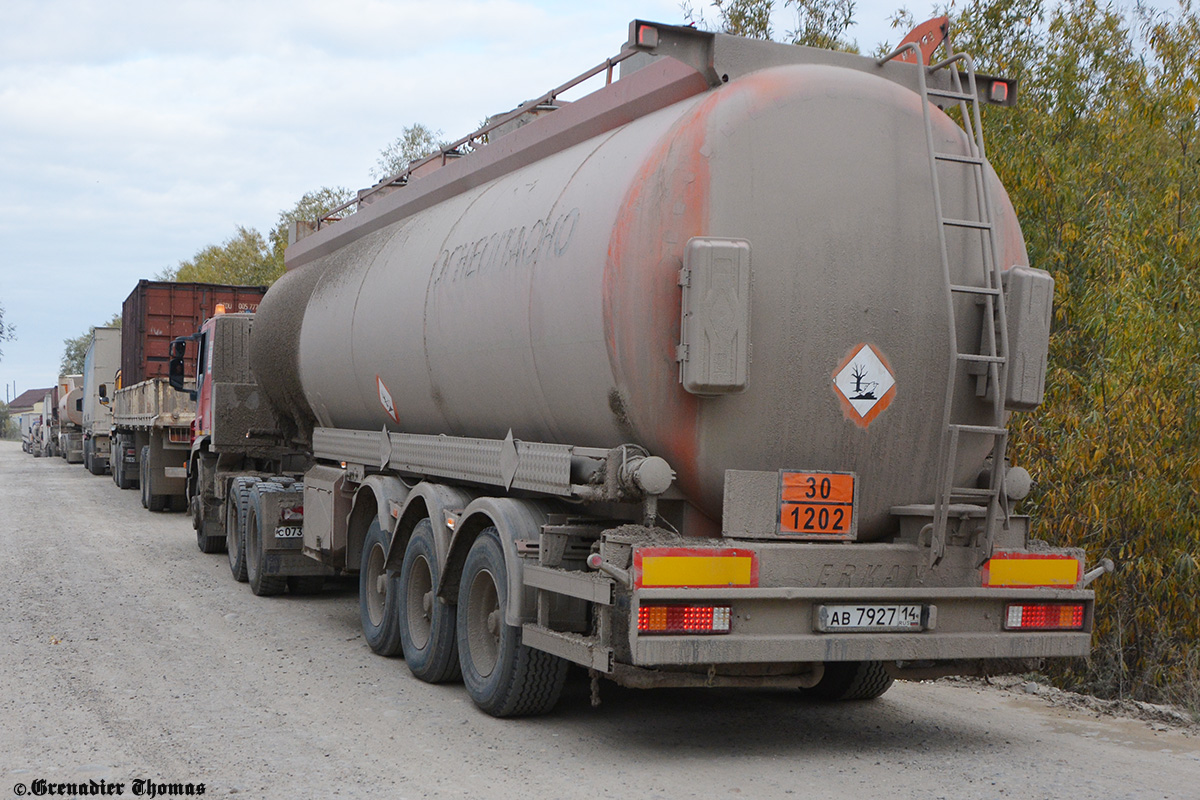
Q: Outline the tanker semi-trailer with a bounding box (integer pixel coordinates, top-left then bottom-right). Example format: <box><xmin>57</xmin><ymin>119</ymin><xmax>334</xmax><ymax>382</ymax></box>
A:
<box><xmin>173</xmin><ymin>20</ymin><xmax>1112</xmax><ymax>717</ymax></box>
<box><xmin>57</xmin><ymin>375</ymin><xmax>84</xmax><ymax>463</ymax></box>
<box><xmin>110</xmin><ymin>280</ymin><xmax>267</xmax><ymax>516</ymax></box>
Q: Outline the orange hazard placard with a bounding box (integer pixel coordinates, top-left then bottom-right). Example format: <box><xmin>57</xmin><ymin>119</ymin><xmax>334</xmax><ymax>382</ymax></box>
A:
<box><xmin>778</xmin><ymin>471</ymin><xmax>857</xmax><ymax>540</ymax></box>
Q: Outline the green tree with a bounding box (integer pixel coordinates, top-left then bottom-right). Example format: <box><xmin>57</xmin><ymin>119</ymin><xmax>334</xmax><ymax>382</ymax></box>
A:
<box><xmin>683</xmin><ymin>0</ymin><xmax>776</xmax><ymax>38</ymax></box>
<box><xmin>785</xmin><ymin>0</ymin><xmax>858</xmax><ymax>50</ymax></box>
<box><xmin>170</xmin><ymin>226</ymin><xmax>280</xmax><ymax>286</ymax></box>
<box><xmin>370</xmin><ymin>124</ymin><xmax>447</xmax><ymax>180</ymax></box>
<box><xmin>60</xmin><ymin>313</ymin><xmax>121</xmax><ymax>375</ymax></box>
<box><xmin>682</xmin><ymin>0</ymin><xmax>858</xmax><ymax>48</ymax></box>
<box><xmin>267</xmin><ymin>186</ymin><xmax>357</xmax><ymax>269</ymax></box>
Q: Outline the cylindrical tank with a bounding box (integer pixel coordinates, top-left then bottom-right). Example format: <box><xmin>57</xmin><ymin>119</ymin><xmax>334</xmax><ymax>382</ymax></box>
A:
<box><xmin>255</xmin><ymin>62</ymin><xmax>1028</xmax><ymax>540</ymax></box>
<box><xmin>59</xmin><ymin>387</ymin><xmax>83</xmax><ymax>427</ymax></box>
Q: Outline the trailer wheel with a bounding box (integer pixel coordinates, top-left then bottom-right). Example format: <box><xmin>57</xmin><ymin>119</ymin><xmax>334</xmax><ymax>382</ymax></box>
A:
<box><xmin>456</xmin><ymin>528</ymin><xmax>567</xmax><ymax>717</ymax></box>
<box><xmin>142</xmin><ymin>446</ymin><xmax>169</xmax><ymax>512</ymax></box>
<box><xmin>802</xmin><ymin>661</ymin><xmax>894</xmax><ymax>701</ymax></box>
<box><xmin>359</xmin><ymin>519</ymin><xmax>403</xmax><ymax>656</ymax></box>
<box><xmin>245</xmin><ymin>483</ymin><xmax>287</xmax><ymax>596</ymax></box>
<box><xmin>226</xmin><ymin>477</ymin><xmax>258</xmax><ymax>582</ymax></box>
<box><xmin>398</xmin><ymin>519</ymin><xmax>460</xmax><ymax>682</ymax></box>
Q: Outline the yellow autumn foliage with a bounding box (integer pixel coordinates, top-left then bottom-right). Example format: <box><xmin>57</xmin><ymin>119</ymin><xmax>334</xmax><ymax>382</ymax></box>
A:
<box><xmin>950</xmin><ymin>0</ymin><xmax>1200</xmax><ymax>710</ymax></box>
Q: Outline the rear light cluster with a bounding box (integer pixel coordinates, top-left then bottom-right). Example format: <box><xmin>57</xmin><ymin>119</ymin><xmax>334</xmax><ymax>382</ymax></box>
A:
<box><xmin>281</xmin><ymin>505</ymin><xmax>304</xmax><ymax>522</ymax></box>
<box><xmin>638</xmin><ymin>605</ymin><xmax>731</xmax><ymax>635</ymax></box>
<box><xmin>1004</xmin><ymin>603</ymin><xmax>1084</xmax><ymax>631</ymax></box>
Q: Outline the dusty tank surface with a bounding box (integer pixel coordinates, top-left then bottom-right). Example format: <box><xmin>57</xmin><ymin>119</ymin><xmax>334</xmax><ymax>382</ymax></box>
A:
<box><xmin>254</xmin><ymin>27</ymin><xmax>1031</xmax><ymax>541</ymax></box>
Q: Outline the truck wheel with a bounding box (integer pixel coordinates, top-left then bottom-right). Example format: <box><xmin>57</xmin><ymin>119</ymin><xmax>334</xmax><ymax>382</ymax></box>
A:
<box><xmin>398</xmin><ymin>519</ymin><xmax>460</xmax><ymax>682</ymax></box>
<box><xmin>196</xmin><ymin>505</ymin><xmax>226</xmax><ymax>554</ymax></box>
<box><xmin>245</xmin><ymin>483</ymin><xmax>287</xmax><ymax>596</ymax></box>
<box><xmin>142</xmin><ymin>446</ymin><xmax>168</xmax><ymax>512</ymax></box>
<box><xmin>802</xmin><ymin>661</ymin><xmax>894</xmax><ymax>701</ymax></box>
<box><xmin>83</xmin><ymin>439</ymin><xmax>92</xmax><ymax>473</ymax></box>
<box><xmin>226</xmin><ymin>477</ymin><xmax>258</xmax><ymax>582</ymax></box>
<box><xmin>359</xmin><ymin>519</ymin><xmax>403</xmax><ymax>656</ymax></box>
<box><xmin>87</xmin><ymin>441</ymin><xmax>106</xmax><ymax>476</ymax></box>
<box><xmin>115</xmin><ymin>447</ymin><xmax>136</xmax><ymax>490</ymax></box>
<box><xmin>456</xmin><ymin>528</ymin><xmax>567</xmax><ymax>717</ymax></box>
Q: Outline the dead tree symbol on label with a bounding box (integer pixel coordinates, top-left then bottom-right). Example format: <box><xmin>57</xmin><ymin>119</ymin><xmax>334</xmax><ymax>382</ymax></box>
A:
<box><xmin>849</xmin><ymin>363</ymin><xmax>878</xmax><ymax>400</ymax></box>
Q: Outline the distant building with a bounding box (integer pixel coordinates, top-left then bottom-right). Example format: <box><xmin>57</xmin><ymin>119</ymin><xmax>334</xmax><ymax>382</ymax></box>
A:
<box><xmin>8</xmin><ymin>388</ymin><xmax>52</xmax><ymax>416</ymax></box>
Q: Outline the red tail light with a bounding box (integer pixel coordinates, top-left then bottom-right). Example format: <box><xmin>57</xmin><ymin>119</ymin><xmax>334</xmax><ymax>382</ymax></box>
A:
<box><xmin>281</xmin><ymin>505</ymin><xmax>304</xmax><ymax>522</ymax></box>
<box><xmin>1004</xmin><ymin>603</ymin><xmax>1084</xmax><ymax>630</ymax></box>
<box><xmin>638</xmin><ymin>605</ymin><xmax>731</xmax><ymax>635</ymax></box>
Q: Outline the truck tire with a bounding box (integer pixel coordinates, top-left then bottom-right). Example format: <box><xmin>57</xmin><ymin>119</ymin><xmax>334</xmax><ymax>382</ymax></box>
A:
<box><xmin>398</xmin><ymin>519</ymin><xmax>460</xmax><ymax>682</ymax></box>
<box><xmin>456</xmin><ymin>528</ymin><xmax>567</xmax><ymax>717</ymax></box>
<box><xmin>359</xmin><ymin>519</ymin><xmax>403</xmax><ymax>656</ymax></box>
<box><xmin>226</xmin><ymin>477</ymin><xmax>259</xmax><ymax>582</ymax></box>
<box><xmin>245</xmin><ymin>483</ymin><xmax>287</xmax><ymax>596</ymax></box>
<box><xmin>87</xmin><ymin>440</ymin><xmax>106</xmax><ymax>476</ymax></box>
<box><xmin>114</xmin><ymin>446</ymin><xmax>136</xmax><ymax>490</ymax></box>
<box><xmin>142</xmin><ymin>446</ymin><xmax>169</xmax><ymax>511</ymax></box>
<box><xmin>196</xmin><ymin>510</ymin><xmax>225</xmax><ymax>554</ymax></box>
<box><xmin>83</xmin><ymin>439</ymin><xmax>92</xmax><ymax>473</ymax></box>
<box><xmin>802</xmin><ymin>661</ymin><xmax>895</xmax><ymax>701</ymax></box>
<box><xmin>194</xmin><ymin>456</ymin><xmax>226</xmax><ymax>554</ymax></box>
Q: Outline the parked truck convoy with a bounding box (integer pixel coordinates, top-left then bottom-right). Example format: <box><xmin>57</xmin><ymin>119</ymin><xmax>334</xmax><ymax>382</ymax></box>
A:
<box><xmin>45</xmin><ymin>20</ymin><xmax>1109</xmax><ymax>717</ymax></box>
<box><xmin>110</xmin><ymin>281</ymin><xmax>267</xmax><ymax>513</ymax></box>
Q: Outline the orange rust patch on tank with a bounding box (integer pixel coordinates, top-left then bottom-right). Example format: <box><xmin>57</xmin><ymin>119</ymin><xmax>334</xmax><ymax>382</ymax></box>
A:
<box><xmin>603</xmin><ymin>101</ymin><xmax>712</xmax><ymax>501</ymax></box>
<box><xmin>602</xmin><ymin>73</ymin><xmax>807</xmax><ymax>508</ymax></box>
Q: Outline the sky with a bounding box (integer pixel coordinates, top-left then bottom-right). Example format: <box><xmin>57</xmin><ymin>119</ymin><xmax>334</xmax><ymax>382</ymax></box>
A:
<box><xmin>0</xmin><ymin>0</ymin><xmax>987</xmax><ymax>399</ymax></box>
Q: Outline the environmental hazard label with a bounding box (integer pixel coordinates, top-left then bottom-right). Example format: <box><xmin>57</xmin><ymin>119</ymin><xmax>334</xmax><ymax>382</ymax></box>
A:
<box><xmin>376</xmin><ymin>375</ymin><xmax>400</xmax><ymax>424</ymax></box>
<box><xmin>833</xmin><ymin>344</ymin><xmax>896</xmax><ymax>427</ymax></box>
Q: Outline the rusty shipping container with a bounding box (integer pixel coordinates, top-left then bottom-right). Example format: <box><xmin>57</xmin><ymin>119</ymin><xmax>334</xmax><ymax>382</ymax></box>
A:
<box><xmin>120</xmin><ymin>280</ymin><xmax>268</xmax><ymax>386</ymax></box>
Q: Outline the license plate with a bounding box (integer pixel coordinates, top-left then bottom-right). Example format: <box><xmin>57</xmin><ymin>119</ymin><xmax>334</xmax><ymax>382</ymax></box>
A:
<box><xmin>275</xmin><ymin>526</ymin><xmax>303</xmax><ymax>539</ymax></box>
<box><xmin>815</xmin><ymin>604</ymin><xmax>926</xmax><ymax>632</ymax></box>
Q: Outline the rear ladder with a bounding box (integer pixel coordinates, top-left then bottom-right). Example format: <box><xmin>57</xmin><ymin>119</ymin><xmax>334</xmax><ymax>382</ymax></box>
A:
<box><xmin>880</xmin><ymin>36</ymin><xmax>1011</xmax><ymax>567</ymax></box>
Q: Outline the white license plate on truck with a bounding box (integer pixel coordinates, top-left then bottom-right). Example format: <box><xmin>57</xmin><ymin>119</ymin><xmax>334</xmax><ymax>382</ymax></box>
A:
<box><xmin>816</xmin><ymin>604</ymin><xmax>927</xmax><ymax>632</ymax></box>
<box><xmin>275</xmin><ymin>526</ymin><xmax>303</xmax><ymax>539</ymax></box>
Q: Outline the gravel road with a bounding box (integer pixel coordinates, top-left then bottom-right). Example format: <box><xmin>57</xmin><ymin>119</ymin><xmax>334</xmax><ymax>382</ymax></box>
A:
<box><xmin>2</xmin><ymin>439</ymin><xmax>1196</xmax><ymax>799</ymax></box>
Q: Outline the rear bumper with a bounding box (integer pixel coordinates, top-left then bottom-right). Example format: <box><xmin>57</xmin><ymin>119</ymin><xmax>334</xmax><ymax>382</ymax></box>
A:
<box><xmin>628</xmin><ymin>586</ymin><xmax>1093</xmax><ymax>665</ymax></box>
